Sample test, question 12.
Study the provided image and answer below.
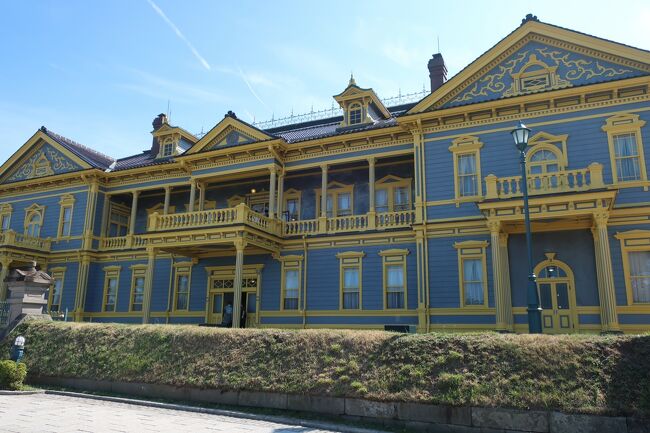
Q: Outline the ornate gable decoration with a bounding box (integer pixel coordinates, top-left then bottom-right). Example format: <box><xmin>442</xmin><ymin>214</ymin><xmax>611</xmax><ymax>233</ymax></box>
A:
<box><xmin>2</xmin><ymin>141</ymin><xmax>83</xmax><ymax>184</ymax></box>
<box><xmin>207</xmin><ymin>128</ymin><xmax>257</xmax><ymax>150</ymax></box>
<box><xmin>408</xmin><ymin>19</ymin><xmax>650</xmax><ymax>114</ymax></box>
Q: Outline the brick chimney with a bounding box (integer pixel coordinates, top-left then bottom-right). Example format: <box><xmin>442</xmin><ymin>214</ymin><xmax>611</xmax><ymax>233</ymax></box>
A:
<box><xmin>428</xmin><ymin>53</ymin><xmax>447</xmax><ymax>93</ymax></box>
<box><xmin>151</xmin><ymin>113</ymin><xmax>168</xmax><ymax>154</ymax></box>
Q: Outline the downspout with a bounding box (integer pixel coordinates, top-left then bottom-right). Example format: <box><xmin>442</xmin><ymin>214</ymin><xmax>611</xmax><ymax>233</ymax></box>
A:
<box><xmin>302</xmin><ymin>235</ymin><xmax>308</xmax><ymax>328</ymax></box>
<box><xmin>166</xmin><ymin>253</ymin><xmax>175</xmax><ymax>324</ymax></box>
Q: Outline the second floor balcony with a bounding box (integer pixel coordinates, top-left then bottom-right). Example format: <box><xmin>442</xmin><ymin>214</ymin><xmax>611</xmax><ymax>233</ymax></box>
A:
<box><xmin>484</xmin><ymin>162</ymin><xmax>605</xmax><ymax>200</ymax></box>
<box><xmin>0</xmin><ymin>230</ymin><xmax>51</xmax><ymax>252</ymax></box>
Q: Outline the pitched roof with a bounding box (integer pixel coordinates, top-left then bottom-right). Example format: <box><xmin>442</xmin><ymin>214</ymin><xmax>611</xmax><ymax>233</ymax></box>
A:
<box><xmin>40</xmin><ymin>127</ymin><xmax>115</xmax><ymax>170</ymax></box>
<box><xmin>112</xmin><ymin>150</ymin><xmax>175</xmax><ymax>171</ymax></box>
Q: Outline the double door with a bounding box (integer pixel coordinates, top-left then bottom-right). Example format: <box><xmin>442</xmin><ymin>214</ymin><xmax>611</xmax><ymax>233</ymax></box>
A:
<box><xmin>539</xmin><ymin>279</ymin><xmax>574</xmax><ymax>333</ymax></box>
<box><xmin>206</xmin><ymin>274</ymin><xmax>258</xmax><ymax>327</ymax></box>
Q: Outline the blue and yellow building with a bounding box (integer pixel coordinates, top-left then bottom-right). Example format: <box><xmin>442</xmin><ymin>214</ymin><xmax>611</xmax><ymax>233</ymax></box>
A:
<box><xmin>1</xmin><ymin>16</ymin><xmax>649</xmax><ymax>333</ymax></box>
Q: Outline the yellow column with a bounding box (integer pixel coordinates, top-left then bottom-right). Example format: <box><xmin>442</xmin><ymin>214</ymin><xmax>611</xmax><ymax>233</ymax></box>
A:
<box><xmin>499</xmin><ymin>231</ymin><xmax>513</xmax><ymax>331</ymax></box>
<box><xmin>100</xmin><ymin>193</ymin><xmax>111</xmax><ymax>237</ymax></box>
<box><xmin>142</xmin><ymin>248</ymin><xmax>156</xmax><ymax>324</ymax></box>
<box><xmin>83</xmin><ymin>180</ymin><xmax>99</xmax><ymax>250</ymax></box>
<box><xmin>411</xmin><ymin>127</ymin><xmax>425</xmax><ymax>224</ymax></box>
<box><xmin>188</xmin><ymin>180</ymin><xmax>196</xmax><ymax>213</ymax></box>
<box><xmin>163</xmin><ymin>186</ymin><xmax>171</xmax><ymax>215</ymax></box>
<box><xmin>73</xmin><ymin>254</ymin><xmax>91</xmax><ymax>322</ymax></box>
<box><xmin>269</xmin><ymin>167</ymin><xmax>277</xmax><ymax>219</ymax></box>
<box><xmin>129</xmin><ymin>191</ymin><xmax>139</xmax><ymax>235</ymax></box>
<box><xmin>0</xmin><ymin>257</ymin><xmax>12</xmax><ymax>301</ymax></box>
<box><xmin>232</xmin><ymin>239</ymin><xmax>246</xmax><ymax>329</ymax></box>
<box><xmin>368</xmin><ymin>158</ymin><xmax>376</xmax><ymax>230</ymax></box>
<box><xmin>319</xmin><ymin>164</ymin><xmax>328</xmax><ymax>232</ymax></box>
<box><xmin>489</xmin><ymin>220</ymin><xmax>513</xmax><ymax>332</ymax></box>
<box><xmin>277</xmin><ymin>171</ymin><xmax>285</xmax><ymax>219</ymax></box>
<box><xmin>592</xmin><ymin>211</ymin><xmax>621</xmax><ymax>333</ymax></box>
<box><xmin>198</xmin><ymin>182</ymin><xmax>206</xmax><ymax>211</ymax></box>
<box><xmin>414</xmin><ymin>228</ymin><xmax>428</xmax><ymax>332</ymax></box>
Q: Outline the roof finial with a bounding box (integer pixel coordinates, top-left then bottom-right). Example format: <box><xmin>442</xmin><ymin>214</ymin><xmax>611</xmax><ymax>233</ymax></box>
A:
<box><xmin>521</xmin><ymin>13</ymin><xmax>539</xmax><ymax>24</ymax></box>
<box><xmin>349</xmin><ymin>72</ymin><xmax>356</xmax><ymax>86</ymax></box>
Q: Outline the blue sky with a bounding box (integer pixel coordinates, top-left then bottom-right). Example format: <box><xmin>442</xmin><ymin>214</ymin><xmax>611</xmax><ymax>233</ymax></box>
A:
<box><xmin>2</xmin><ymin>0</ymin><xmax>650</xmax><ymax>163</ymax></box>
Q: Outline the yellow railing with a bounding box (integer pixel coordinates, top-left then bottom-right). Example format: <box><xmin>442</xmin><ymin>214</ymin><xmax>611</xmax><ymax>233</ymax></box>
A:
<box><xmin>284</xmin><ymin>219</ymin><xmax>320</xmax><ymax>235</ymax></box>
<box><xmin>485</xmin><ymin>163</ymin><xmax>605</xmax><ymax>199</ymax></box>
<box><xmin>282</xmin><ymin>209</ymin><xmax>416</xmax><ymax>236</ymax></box>
<box><xmin>0</xmin><ymin>230</ymin><xmax>51</xmax><ymax>251</ymax></box>
<box><xmin>326</xmin><ymin>214</ymin><xmax>369</xmax><ymax>232</ymax></box>
<box><xmin>376</xmin><ymin>210</ymin><xmax>416</xmax><ymax>229</ymax></box>
<box><xmin>100</xmin><ymin>235</ymin><xmax>148</xmax><ymax>250</ymax></box>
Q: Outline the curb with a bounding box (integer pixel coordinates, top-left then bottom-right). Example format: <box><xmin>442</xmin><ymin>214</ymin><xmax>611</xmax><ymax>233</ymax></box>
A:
<box><xmin>0</xmin><ymin>390</ymin><xmax>45</xmax><ymax>395</ymax></box>
<box><xmin>44</xmin><ymin>390</ymin><xmax>389</xmax><ymax>433</ymax></box>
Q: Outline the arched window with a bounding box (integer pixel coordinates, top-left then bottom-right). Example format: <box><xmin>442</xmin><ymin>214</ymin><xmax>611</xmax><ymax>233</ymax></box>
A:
<box><xmin>528</xmin><ymin>148</ymin><xmax>560</xmax><ymax>175</ymax></box>
<box><xmin>26</xmin><ymin>212</ymin><xmax>42</xmax><ymax>237</ymax></box>
<box><xmin>348</xmin><ymin>103</ymin><xmax>362</xmax><ymax>125</ymax></box>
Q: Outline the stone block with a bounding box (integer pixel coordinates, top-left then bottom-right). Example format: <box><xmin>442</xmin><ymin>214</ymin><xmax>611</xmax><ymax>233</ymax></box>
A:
<box><xmin>627</xmin><ymin>418</ymin><xmax>650</xmax><ymax>433</ymax></box>
<box><xmin>238</xmin><ymin>391</ymin><xmax>287</xmax><ymax>410</ymax></box>
<box><xmin>549</xmin><ymin>412</ymin><xmax>627</xmax><ymax>433</ymax></box>
<box><xmin>74</xmin><ymin>378</ymin><xmax>112</xmax><ymax>393</ymax></box>
<box><xmin>345</xmin><ymin>398</ymin><xmax>397</xmax><ymax>419</ymax></box>
<box><xmin>286</xmin><ymin>394</ymin><xmax>345</xmax><ymax>415</ymax></box>
<box><xmin>189</xmin><ymin>388</ymin><xmax>239</xmax><ymax>406</ymax></box>
<box><xmin>472</xmin><ymin>407</ymin><xmax>548</xmax><ymax>432</ymax></box>
<box><xmin>397</xmin><ymin>402</ymin><xmax>471</xmax><ymax>426</ymax></box>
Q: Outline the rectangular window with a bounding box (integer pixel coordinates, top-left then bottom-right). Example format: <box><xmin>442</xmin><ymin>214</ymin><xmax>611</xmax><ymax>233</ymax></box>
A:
<box><xmin>48</xmin><ymin>268</ymin><xmax>65</xmax><ymax>314</ymax></box>
<box><xmin>161</xmin><ymin>142</ymin><xmax>174</xmax><ymax>157</ymax></box>
<box><xmin>316</xmin><ymin>183</ymin><xmax>354</xmax><ymax>218</ymax></box>
<box><xmin>174</xmin><ymin>267</ymin><xmax>191</xmax><ymax>311</ymax></box>
<box><xmin>375</xmin><ymin>189</ymin><xmax>389</xmax><ymax>213</ymax></box>
<box><xmin>629</xmin><ymin>251</ymin><xmax>650</xmax><ymax>303</ymax></box>
<box><xmin>109</xmin><ymin>206</ymin><xmax>129</xmax><ymax>237</ymax></box>
<box><xmin>102</xmin><ymin>267</ymin><xmax>120</xmax><ymax>312</ymax></box>
<box><xmin>1</xmin><ymin>214</ymin><xmax>9</xmax><ymax>231</ymax></box>
<box><xmin>130</xmin><ymin>266</ymin><xmax>146</xmax><ymax>312</ymax></box>
<box><xmin>283</xmin><ymin>269</ymin><xmax>299</xmax><ymax>310</ymax></box>
<box><xmin>349</xmin><ymin>107</ymin><xmax>362</xmax><ymax>125</ymax></box>
<box><xmin>462</xmin><ymin>258</ymin><xmax>485</xmax><ymax>305</ymax></box>
<box><xmin>285</xmin><ymin>198</ymin><xmax>299</xmax><ymax>221</ymax></box>
<box><xmin>59</xmin><ymin>206</ymin><xmax>72</xmax><ymax>237</ymax></box>
<box><xmin>457</xmin><ymin>154</ymin><xmax>478</xmax><ymax>197</ymax></box>
<box><xmin>337</xmin><ymin>192</ymin><xmax>351</xmax><ymax>216</ymax></box>
<box><xmin>613</xmin><ymin>133</ymin><xmax>641</xmax><ymax>182</ymax></box>
<box><xmin>338</xmin><ymin>251</ymin><xmax>364</xmax><ymax>310</ymax></box>
<box><xmin>386</xmin><ymin>265</ymin><xmax>405</xmax><ymax>309</ymax></box>
<box><xmin>374</xmin><ymin>177</ymin><xmax>412</xmax><ymax>213</ymax></box>
<box><xmin>394</xmin><ymin>186</ymin><xmax>410</xmax><ymax>211</ymax></box>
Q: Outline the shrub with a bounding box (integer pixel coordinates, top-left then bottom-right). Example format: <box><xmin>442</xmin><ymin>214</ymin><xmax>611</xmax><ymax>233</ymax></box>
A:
<box><xmin>0</xmin><ymin>360</ymin><xmax>27</xmax><ymax>390</ymax></box>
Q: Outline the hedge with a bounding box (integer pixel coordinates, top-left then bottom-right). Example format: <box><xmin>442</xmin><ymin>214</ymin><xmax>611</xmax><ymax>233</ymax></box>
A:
<box><xmin>4</xmin><ymin>321</ymin><xmax>650</xmax><ymax>417</ymax></box>
<box><xmin>0</xmin><ymin>360</ymin><xmax>27</xmax><ymax>390</ymax></box>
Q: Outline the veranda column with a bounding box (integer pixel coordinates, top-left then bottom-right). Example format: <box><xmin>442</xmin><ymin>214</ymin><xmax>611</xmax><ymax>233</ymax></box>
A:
<box><xmin>277</xmin><ymin>170</ymin><xmax>285</xmax><ymax>219</ymax></box>
<box><xmin>489</xmin><ymin>220</ymin><xmax>513</xmax><ymax>332</ymax></box>
<box><xmin>129</xmin><ymin>191</ymin><xmax>139</xmax><ymax>235</ymax></box>
<box><xmin>163</xmin><ymin>186</ymin><xmax>171</xmax><ymax>215</ymax></box>
<box><xmin>368</xmin><ymin>158</ymin><xmax>376</xmax><ymax>229</ymax></box>
<box><xmin>198</xmin><ymin>182</ymin><xmax>206</xmax><ymax>211</ymax></box>
<box><xmin>73</xmin><ymin>254</ymin><xmax>91</xmax><ymax>322</ymax></box>
<box><xmin>592</xmin><ymin>211</ymin><xmax>621</xmax><ymax>333</ymax></box>
<box><xmin>319</xmin><ymin>164</ymin><xmax>328</xmax><ymax>233</ymax></box>
<box><xmin>0</xmin><ymin>257</ymin><xmax>12</xmax><ymax>301</ymax></box>
<box><xmin>142</xmin><ymin>248</ymin><xmax>156</xmax><ymax>324</ymax></box>
<box><xmin>101</xmin><ymin>193</ymin><xmax>112</xmax><ymax>237</ymax></box>
<box><xmin>232</xmin><ymin>239</ymin><xmax>246</xmax><ymax>328</ymax></box>
<box><xmin>188</xmin><ymin>180</ymin><xmax>197</xmax><ymax>212</ymax></box>
<box><xmin>499</xmin><ymin>231</ymin><xmax>513</xmax><ymax>331</ymax></box>
<box><xmin>269</xmin><ymin>167</ymin><xmax>277</xmax><ymax>219</ymax></box>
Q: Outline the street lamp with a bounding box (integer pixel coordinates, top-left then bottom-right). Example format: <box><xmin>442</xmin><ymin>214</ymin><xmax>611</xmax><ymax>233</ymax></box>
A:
<box><xmin>511</xmin><ymin>121</ymin><xmax>543</xmax><ymax>334</ymax></box>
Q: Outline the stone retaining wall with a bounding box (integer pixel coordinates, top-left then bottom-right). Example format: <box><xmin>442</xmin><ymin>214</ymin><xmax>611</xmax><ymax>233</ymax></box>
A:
<box><xmin>30</xmin><ymin>376</ymin><xmax>649</xmax><ymax>433</ymax></box>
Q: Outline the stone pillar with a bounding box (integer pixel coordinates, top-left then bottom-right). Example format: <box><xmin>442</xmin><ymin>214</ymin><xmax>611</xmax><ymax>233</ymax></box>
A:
<box><xmin>188</xmin><ymin>180</ymin><xmax>196</xmax><ymax>213</ymax></box>
<box><xmin>489</xmin><ymin>220</ymin><xmax>513</xmax><ymax>332</ymax></box>
<box><xmin>129</xmin><ymin>191</ymin><xmax>139</xmax><ymax>235</ymax></box>
<box><xmin>5</xmin><ymin>265</ymin><xmax>53</xmax><ymax>326</ymax></box>
<box><xmin>277</xmin><ymin>171</ymin><xmax>285</xmax><ymax>220</ymax></box>
<box><xmin>269</xmin><ymin>167</ymin><xmax>277</xmax><ymax>219</ymax></box>
<box><xmin>0</xmin><ymin>257</ymin><xmax>12</xmax><ymax>301</ymax></box>
<box><xmin>73</xmin><ymin>255</ymin><xmax>91</xmax><ymax>322</ymax></box>
<box><xmin>320</xmin><ymin>164</ymin><xmax>328</xmax><ymax>221</ymax></box>
<box><xmin>142</xmin><ymin>248</ymin><xmax>156</xmax><ymax>324</ymax></box>
<box><xmin>163</xmin><ymin>186</ymin><xmax>171</xmax><ymax>215</ymax></box>
<box><xmin>592</xmin><ymin>211</ymin><xmax>621</xmax><ymax>333</ymax></box>
<box><xmin>232</xmin><ymin>239</ymin><xmax>246</xmax><ymax>329</ymax></box>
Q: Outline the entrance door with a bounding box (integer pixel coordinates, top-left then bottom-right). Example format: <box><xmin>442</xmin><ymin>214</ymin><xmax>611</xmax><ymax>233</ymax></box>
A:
<box><xmin>206</xmin><ymin>268</ymin><xmax>261</xmax><ymax>327</ymax></box>
<box><xmin>535</xmin><ymin>259</ymin><xmax>577</xmax><ymax>334</ymax></box>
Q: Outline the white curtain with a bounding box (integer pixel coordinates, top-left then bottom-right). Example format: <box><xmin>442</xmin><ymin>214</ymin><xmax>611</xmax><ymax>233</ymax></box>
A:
<box><xmin>630</xmin><ymin>251</ymin><xmax>650</xmax><ymax>303</ymax></box>
<box><xmin>458</xmin><ymin>154</ymin><xmax>477</xmax><ymax>196</ymax></box>
<box><xmin>615</xmin><ymin>134</ymin><xmax>640</xmax><ymax>181</ymax></box>
<box><xmin>463</xmin><ymin>258</ymin><xmax>484</xmax><ymax>305</ymax></box>
<box><xmin>284</xmin><ymin>270</ymin><xmax>299</xmax><ymax>310</ymax></box>
<box><xmin>386</xmin><ymin>265</ymin><xmax>405</xmax><ymax>309</ymax></box>
<box><xmin>343</xmin><ymin>268</ymin><xmax>359</xmax><ymax>309</ymax></box>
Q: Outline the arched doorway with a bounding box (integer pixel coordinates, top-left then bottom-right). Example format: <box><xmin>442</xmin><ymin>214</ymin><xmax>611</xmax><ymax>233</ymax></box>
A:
<box><xmin>534</xmin><ymin>253</ymin><xmax>578</xmax><ymax>334</ymax></box>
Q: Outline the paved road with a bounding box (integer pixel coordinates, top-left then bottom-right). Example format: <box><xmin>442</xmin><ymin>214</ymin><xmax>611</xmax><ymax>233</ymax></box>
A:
<box><xmin>0</xmin><ymin>393</ymin><xmax>364</xmax><ymax>433</ymax></box>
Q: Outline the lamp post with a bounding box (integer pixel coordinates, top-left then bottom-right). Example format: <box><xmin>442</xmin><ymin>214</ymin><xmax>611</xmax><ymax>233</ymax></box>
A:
<box><xmin>511</xmin><ymin>121</ymin><xmax>543</xmax><ymax>334</ymax></box>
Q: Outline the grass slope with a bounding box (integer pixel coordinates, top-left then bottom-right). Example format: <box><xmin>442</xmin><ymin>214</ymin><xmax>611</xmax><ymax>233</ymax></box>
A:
<box><xmin>4</xmin><ymin>321</ymin><xmax>650</xmax><ymax>417</ymax></box>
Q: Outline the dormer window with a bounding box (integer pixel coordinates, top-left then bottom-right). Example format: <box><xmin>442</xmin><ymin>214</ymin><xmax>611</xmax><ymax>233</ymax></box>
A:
<box><xmin>349</xmin><ymin>103</ymin><xmax>362</xmax><ymax>125</ymax></box>
<box><xmin>160</xmin><ymin>142</ymin><xmax>174</xmax><ymax>157</ymax></box>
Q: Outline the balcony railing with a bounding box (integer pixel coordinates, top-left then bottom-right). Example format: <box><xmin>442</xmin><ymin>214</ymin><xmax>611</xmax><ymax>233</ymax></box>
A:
<box><xmin>484</xmin><ymin>163</ymin><xmax>605</xmax><ymax>200</ymax></box>
<box><xmin>0</xmin><ymin>230</ymin><xmax>51</xmax><ymax>252</ymax></box>
<box><xmin>99</xmin><ymin>235</ymin><xmax>148</xmax><ymax>251</ymax></box>
<box><xmin>282</xmin><ymin>209</ymin><xmax>417</xmax><ymax>236</ymax></box>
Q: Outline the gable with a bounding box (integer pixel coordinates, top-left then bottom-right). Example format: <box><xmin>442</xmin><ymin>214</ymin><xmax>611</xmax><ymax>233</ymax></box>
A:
<box><xmin>1</xmin><ymin>140</ymin><xmax>85</xmax><ymax>184</ymax></box>
<box><xmin>184</xmin><ymin>113</ymin><xmax>274</xmax><ymax>155</ymax></box>
<box><xmin>441</xmin><ymin>41</ymin><xmax>646</xmax><ymax>109</ymax></box>
<box><xmin>408</xmin><ymin>20</ymin><xmax>650</xmax><ymax>114</ymax></box>
<box><xmin>206</xmin><ymin>128</ymin><xmax>257</xmax><ymax>150</ymax></box>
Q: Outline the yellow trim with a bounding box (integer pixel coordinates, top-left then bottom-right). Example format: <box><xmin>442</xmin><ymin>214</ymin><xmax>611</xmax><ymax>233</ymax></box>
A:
<box><xmin>602</xmin><ymin>113</ymin><xmax>648</xmax><ymax>186</ymax></box>
<box><xmin>0</xmin><ymin>203</ymin><xmax>12</xmax><ymax>231</ymax></box>
<box><xmin>336</xmin><ymin>251</ymin><xmax>365</xmax><ymax>310</ymax></box>
<box><xmin>279</xmin><ymin>255</ymin><xmax>303</xmax><ymax>312</ymax></box>
<box><xmin>24</xmin><ymin>203</ymin><xmax>45</xmax><ymax>238</ymax></box>
<box><xmin>146</xmin><ymin>203</ymin><xmax>176</xmax><ymax>215</ymax></box>
<box><xmin>101</xmin><ymin>265</ymin><xmax>121</xmax><ymax>312</ymax></box>
<box><xmin>454</xmin><ymin>240</ymin><xmax>489</xmax><ymax>308</ymax></box>
<box><xmin>283</xmin><ymin>188</ymin><xmax>301</xmax><ymax>220</ymax></box>
<box><xmin>48</xmin><ymin>266</ymin><xmax>66</xmax><ymax>313</ymax></box>
<box><xmin>533</xmin><ymin>256</ymin><xmax>579</xmax><ymax>333</ymax></box>
<box><xmin>448</xmin><ymin>136</ymin><xmax>483</xmax><ymax>202</ymax></box>
<box><xmin>374</xmin><ymin>175</ymin><xmax>412</xmax><ymax>212</ymax></box>
<box><xmin>172</xmin><ymin>262</ymin><xmax>192</xmax><ymax>312</ymax></box>
<box><xmin>528</xmin><ymin>132</ymin><xmax>569</xmax><ymax>168</ymax></box>
<box><xmin>380</xmin><ymin>248</ymin><xmax>409</xmax><ymax>310</ymax></box>
<box><xmin>57</xmin><ymin>194</ymin><xmax>75</xmax><ymax>239</ymax></box>
<box><xmin>107</xmin><ymin>202</ymin><xmax>130</xmax><ymax>237</ymax></box>
<box><xmin>184</xmin><ymin>115</ymin><xmax>273</xmax><ymax>155</ymax></box>
<box><xmin>315</xmin><ymin>181</ymin><xmax>354</xmax><ymax>217</ymax></box>
<box><xmin>614</xmin><ymin>229</ymin><xmax>650</xmax><ymax>305</ymax></box>
<box><xmin>129</xmin><ymin>264</ymin><xmax>147</xmax><ymax>313</ymax></box>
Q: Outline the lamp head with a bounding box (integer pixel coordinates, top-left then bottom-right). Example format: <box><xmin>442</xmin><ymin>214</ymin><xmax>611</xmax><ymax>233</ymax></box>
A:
<box><xmin>511</xmin><ymin>121</ymin><xmax>531</xmax><ymax>152</ymax></box>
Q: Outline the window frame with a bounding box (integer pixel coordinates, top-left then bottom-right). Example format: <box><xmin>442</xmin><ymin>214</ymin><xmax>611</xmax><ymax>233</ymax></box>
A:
<box><xmin>315</xmin><ymin>181</ymin><xmax>354</xmax><ymax>218</ymax></box>
<box><xmin>0</xmin><ymin>203</ymin><xmax>12</xmax><ymax>231</ymax></box>
<box><xmin>282</xmin><ymin>188</ymin><xmax>302</xmax><ymax>221</ymax></box>
<box><xmin>615</xmin><ymin>230</ymin><xmax>650</xmax><ymax>306</ymax></box>
<box><xmin>57</xmin><ymin>194</ymin><xmax>75</xmax><ymax>238</ymax></box>
<box><xmin>129</xmin><ymin>265</ymin><xmax>147</xmax><ymax>312</ymax></box>
<box><xmin>278</xmin><ymin>255</ymin><xmax>303</xmax><ymax>312</ymax></box>
<box><xmin>48</xmin><ymin>266</ymin><xmax>66</xmax><ymax>314</ymax></box>
<box><xmin>24</xmin><ymin>203</ymin><xmax>45</xmax><ymax>238</ymax></box>
<box><xmin>348</xmin><ymin>103</ymin><xmax>363</xmax><ymax>125</ymax></box>
<box><xmin>379</xmin><ymin>249</ymin><xmax>409</xmax><ymax>310</ymax></box>
<box><xmin>374</xmin><ymin>175</ymin><xmax>412</xmax><ymax>213</ymax></box>
<box><xmin>173</xmin><ymin>263</ymin><xmax>192</xmax><ymax>312</ymax></box>
<box><xmin>448</xmin><ymin>136</ymin><xmax>484</xmax><ymax>202</ymax></box>
<box><xmin>602</xmin><ymin>113</ymin><xmax>648</xmax><ymax>187</ymax></box>
<box><xmin>336</xmin><ymin>251</ymin><xmax>365</xmax><ymax>310</ymax></box>
<box><xmin>454</xmin><ymin>240</ymin><xmax>489</xmax><ymax>308</ymax></box>
<box><xmin>108</xmin><ymin>203</ymin><xmax>130</xmax><ymax>237</ymax></box>
<box><xmin>102</xmin><ymin>266</ymin><xmax>121</xmax><ymax>312</ymax></box>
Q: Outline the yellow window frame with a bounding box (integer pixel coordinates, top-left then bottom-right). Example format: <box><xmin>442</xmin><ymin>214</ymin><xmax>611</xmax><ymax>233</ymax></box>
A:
<box><xmin>448</xmin><ymin>136</ymin><xmax>483</xmax><ymax>202</ymax></box>
<box><xmin>173</xmin><ymin>263</ymin><xmax>192</xmax><ymax>312</ymax></box>
<box><xmin>108</xmin><ymin>202</ymin><xmax>130</xmax><ymax>237</ymax></box>
<box><xmin>102</xmin><ymin>265</ymin><xmax>121</xmax><ymax>312</ymax></box>
<box><xmin>336</xmin><ymin>251</ymin><xmax>365</xmax><ymax>310</ymax></box>
<box><xmin>315</xmin><ymin>181</ymin><xmax>354</xmax><ymax>217</ymax></box>
<box><xmin>615</xmin><ymin>230</ymin><xmax>650</xmax><ymax>306</ymax></box>
<box><xmin>454</xmin><ymin>240</ymin><xmax>489</xmax><ymax>308</ymax></box>
<box><xmin>48</xmin><ymin>266</ymin><xmax>66</xmax><ymax>314</ymax></box>
<box><xmin>0</xmin><ymin>203</ymin><xmax>12</xmax><ymax>231</ymax></box>
<box><xmin>602</xmin><ymin>113</ymin><xmax>648</xmax><ymax>188</ymax></box>
<box><xmin>57</xmin><ymin>194</ymin><xmax>75</xmax><ymax>238</ymax></box>
<box><xmin>379</xmin><ymin>249</ymin><xmax>409</xmax><ymax>310</ymax></box>
<box><xmin>348</xmin><ymin>102</ymin><xmax>363</xmax><ymax>125</ymax></box>
<box><xmin>375</xmin><ymin>175</ymin><xmax>412</xmax><ymax>213</ymax></box>
<box><xmin>278</xmin><ymin>255</ymin><xmax>303</xmax><ymax>312</ymax></box>
<box><xmin>283</xmin><ymin>188</ymin><xmax>302</xmax><ymax>221</ymax></box>
<box><xmin>24</xmin><ymin>203</ymin><xmax>45</xmax><ymax>238</ymax></box>
<box><xmin>129</xmin><ymin>265</ymin><xmax>147</xmax><ymax>312</ymax></box>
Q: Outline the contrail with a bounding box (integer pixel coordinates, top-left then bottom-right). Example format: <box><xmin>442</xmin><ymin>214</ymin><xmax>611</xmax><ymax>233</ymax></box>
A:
<box><xmin>238</xmin><ymin>66</ymin><xmax>270</xmax><ymax>111</ymax></box>
<box><xmin>146</xmin><ymin>0</ymin><xmax>211</xmax><ymax>70</ymax></box>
